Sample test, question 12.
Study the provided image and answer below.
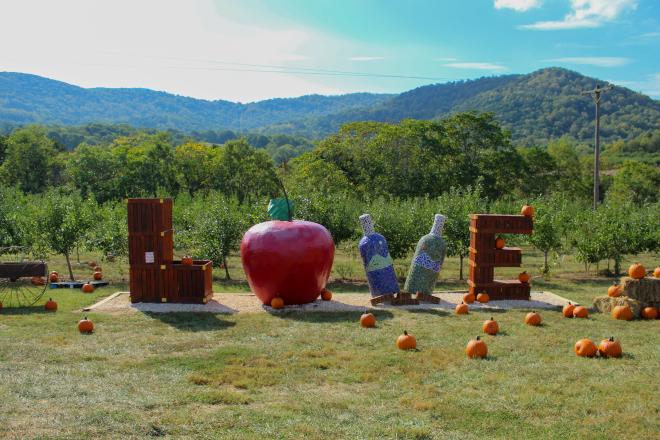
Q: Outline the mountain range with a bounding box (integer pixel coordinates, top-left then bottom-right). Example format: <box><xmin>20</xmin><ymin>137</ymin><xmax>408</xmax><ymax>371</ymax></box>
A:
<box><xmin>1</xmin><ymin>68</ymin><xmax>658</xmax><ymax>144</ymax></box>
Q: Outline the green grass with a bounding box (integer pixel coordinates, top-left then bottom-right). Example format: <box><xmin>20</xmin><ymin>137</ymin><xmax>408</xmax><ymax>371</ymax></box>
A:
<box><xmin>0</xmin><ymin>249</ymin><xmax>658</xmax><ymax>439</ymax></box>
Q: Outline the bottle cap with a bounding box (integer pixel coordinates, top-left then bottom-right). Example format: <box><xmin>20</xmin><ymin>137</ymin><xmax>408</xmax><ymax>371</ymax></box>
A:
<box><xmin>430</xmin><ymin>214</ymin><xmax>446</xmax><ymax>236</ymax></box>
<box><xmin>359</xmin><ymin>214</ymin><xmax>375</xmax><ymax>236</ymax></box>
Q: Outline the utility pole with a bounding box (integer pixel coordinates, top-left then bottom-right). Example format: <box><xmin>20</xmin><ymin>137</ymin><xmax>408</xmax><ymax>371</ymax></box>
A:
<box><xmin>581</xmin><ymin>84</ymin><xmax>613</xmax><ymax>209</ymax></box>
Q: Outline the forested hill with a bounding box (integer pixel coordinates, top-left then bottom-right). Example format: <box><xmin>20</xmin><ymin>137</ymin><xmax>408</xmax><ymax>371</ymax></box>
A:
<box><xmin>0</xmin><ymin>72</ymin><xmax>391</xmax><ymax>132</ymax></box>
<box><xmin>1</xmin><ymin>68</ymin><xmax>659</xmax><ymax>143</ymax></box>
<box><xmin>267</xmin><ymin>68</ymin><xmax>660</xmax><ymax>144</ymax></box>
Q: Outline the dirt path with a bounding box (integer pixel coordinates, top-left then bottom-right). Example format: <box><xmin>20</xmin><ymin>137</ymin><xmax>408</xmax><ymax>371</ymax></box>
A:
<box><xmin>87</xmin><ymin>291</ymin><xmax>576</xmax><ymax>314</ymax></box>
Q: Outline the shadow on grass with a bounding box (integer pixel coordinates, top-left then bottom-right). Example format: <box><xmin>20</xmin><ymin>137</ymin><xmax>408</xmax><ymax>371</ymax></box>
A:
<box><xmin>327</xmin><ymin>280</ymin><xmax>371</xmax><ymax>293</ymax></box>
<box><xmin>269</xmin><ymin>309</ymin><xmax>394</xmax><ymax>323</ymax></box>
<box><xmin>406</xmin><ymin>308</ymin><xmax>450</xmax><ymax>317</ymax></box>
<box><xmin>0</xmin><ymin>305</ymin><xmax>50</xmax><ymax>315</ymax></box>
<box><xmin>144</xmin><ymin>312</ymin><xmax>236</xmax><ymax>332</ymax></box>
<box><xmin>473</xmin><ymin>307</ymin><xmax>508</xmax><ymax>314</ymax></box>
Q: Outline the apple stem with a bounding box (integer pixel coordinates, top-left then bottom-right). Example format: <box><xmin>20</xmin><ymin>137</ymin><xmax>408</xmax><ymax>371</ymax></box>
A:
<box><xmin>275</xmin><ymin>175</ymin><xmax>293</xmax><ymax>221</ymax></box>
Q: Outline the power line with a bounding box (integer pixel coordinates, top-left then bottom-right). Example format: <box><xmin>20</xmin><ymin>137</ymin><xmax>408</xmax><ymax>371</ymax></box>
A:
<box><xmin>108</xmin><ymin>52</ymin><xmax>452</xmax><ymax>81</ymax></box>
<box><xmin>163</xmin><ymin>64</ymin><xmax>449</xmax><ymax>81</ymax></box>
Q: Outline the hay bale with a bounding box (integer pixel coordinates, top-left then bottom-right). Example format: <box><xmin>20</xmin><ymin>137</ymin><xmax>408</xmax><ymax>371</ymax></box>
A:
<box><xmin>593</xmin><ymin>296</ymin><xmax>643</xmax><ymax>318</ymax></box>
<box><xmin>620</xmin><ymin>277</ymin><xmax>660</xmax><ymax>307</ymax></box>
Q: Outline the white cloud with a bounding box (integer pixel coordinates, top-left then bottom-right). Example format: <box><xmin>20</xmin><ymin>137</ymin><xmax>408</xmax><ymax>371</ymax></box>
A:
<box><xmin>544</xmin><ymin>57</ymin><xmax>631</xmax><ymax>67</ymax></box>
<box><xmin>494</xmin><ymin>0</ymin><xmax>542</xmax><ymax>12</ymax></box>
<box><xmin>608</xmin><ymin>73</ymin><xmax>660</xmax><ymax>98</ymax></box>
<box><xmin>0</xmin><ymin>0</ymin><xmax>359</xmax><ymax>101</ymax></box>
<box><xmin>348</xmin><ymin>56</ymin><xmax>385</xmax><ymax>61</ymax></box>
<box><xmin>445</xmin><ymin>62</ymin><xmax>507</xmax><ymax>71</ymax></box>
<box><xmin>521</xmin><ymin>0</ymin><xmax>637</xmax><ymax>30</ymax></box>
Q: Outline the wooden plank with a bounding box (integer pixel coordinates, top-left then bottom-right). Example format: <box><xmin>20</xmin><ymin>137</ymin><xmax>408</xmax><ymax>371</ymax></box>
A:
<box><xmin>83</xmin><ymin>291</ymin><xmax>123</xmax><ymax>311</ymax></box>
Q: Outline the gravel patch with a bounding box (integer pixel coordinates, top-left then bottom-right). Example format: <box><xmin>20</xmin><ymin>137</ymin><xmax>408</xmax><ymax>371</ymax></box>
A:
<box><xmin>88</xmin><ymin>291</ymin><xmax>577</xmax><ymax>314</ymax></box>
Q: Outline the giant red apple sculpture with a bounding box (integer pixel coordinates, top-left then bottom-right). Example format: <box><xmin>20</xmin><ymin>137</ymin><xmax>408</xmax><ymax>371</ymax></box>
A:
<box><xmin>241</xmin><ymin>220</ymin><xmax>335</xmax><ymax>305</ymax></box>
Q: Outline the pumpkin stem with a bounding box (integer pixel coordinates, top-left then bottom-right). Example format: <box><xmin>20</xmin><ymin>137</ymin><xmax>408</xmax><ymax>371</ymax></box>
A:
<box><xmin>610</xmin><ymin>336</ymin><xmax>614</xmax><ymax>341</ymax></box>
<box><xmin>403</xmin><ymin>330</ymin><xmax>408</xmax><ymax>335</ymax></box>
<box><xmin>568</xmin><ymin>302</ymin><xmax>572</xmax><ymax>305</ymax></box>
<box><xmin>490</xmin><ymin>317</ymin><xmax>494</xmax><ymax>321</ymax></box>
<box><xmin>476</xmin><ymin>336</ymin><xmax>481</xmax><ymax>340</ymax></box>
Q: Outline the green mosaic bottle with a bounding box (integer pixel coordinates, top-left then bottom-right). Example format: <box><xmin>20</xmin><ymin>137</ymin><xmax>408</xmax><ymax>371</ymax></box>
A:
<box><xmin>404</xmin><ymin>214</ymin><xmax>447</xmax><ymax>295</ymax></box>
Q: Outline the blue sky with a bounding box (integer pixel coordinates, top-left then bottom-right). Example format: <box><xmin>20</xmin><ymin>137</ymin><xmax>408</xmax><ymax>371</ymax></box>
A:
<box><xmin>0</xmin><ymin>0</ymin><xmax>658</xmax><ymax>101</ymax></box>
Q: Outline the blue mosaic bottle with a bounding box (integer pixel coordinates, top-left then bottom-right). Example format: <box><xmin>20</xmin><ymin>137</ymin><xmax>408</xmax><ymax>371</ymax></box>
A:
<box><xmin>358</xmin><ymin>214</ymin><xmax>400</xmax><ymax>297</ymax></box>
<box><xmin>404</xmin><ymin>214</ymin><xmax>447</xmax><ymax>295</ymax></box>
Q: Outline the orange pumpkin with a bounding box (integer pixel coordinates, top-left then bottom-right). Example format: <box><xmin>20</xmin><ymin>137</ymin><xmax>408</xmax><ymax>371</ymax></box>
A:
<box><xmin>607</xmin><ymin>283</ymin><xmax>621</xmax><ymax>297</ymax></box>
<box><xmin>466</xmin><ymin>336</ymin><xmax>488</xmax><ymax>359</ymax></box>
<box><xmin>482</xmin><ymin>317</ymin><xmax>499</xmax><ymax>335</ymax></box>
<box><xmin>93</xmin><ymin>266</ymin><xmax>102</xmax><ymax>273</ymax></box>
<box><xmin>182</xmin><ymin>256</ymin><xmax>194</xmax><ymax>266</ymax></box>
<box><xmin>572</xmin><ymin>306</ymin><xmax>589</xmax><ymax>319</ymax></box>
<box><xmin>598</xmin><ymin>337</ymin><xmax>622</xmax><ymax>358</ymax></box>
<box><xmin>78</xmin><ymin>316</ymin><xmax>94</xmax><ymax>334</ymax></box>
<box><xmin>455</xmin><ymin>301</ymin><xmax>469</xmax><ymax>315</ymax></box>
<box><xmin>31</xmin><ymin>276</ymin><xmax>46</xmax><ymax>286</ymax></box>
<box><xmin>44</xmin><ymin>298</ymin><xmax>58</xmax><ymax>312</ymax></box>
<box><xmin>320</xmin><ymin>289</ymin><xmax>332</xmax><ymax>301</ymax></box>
<box><xmin>396</xmin><ymin>330</ymin><xmax>417</xmax><ymax>350</ymax></box>
<box><xmin>562</xmin><ymin>302</ymin><xmax>575</xmax><ymax>318</ymax></box>
<box><xmin>612</xmin><ymin>305</ymin><xmax>633</xmax><ymax>321</ymax></box>
<box><xmin>463</xmin><ymin>292</ymin><xmax>475</xmax><ymax>304</ymax></box>
<box><xmin>521</xmin><ymin>205</ymin><xmax>535</xmax><ymax>218</ymax></box>
<box><xmin>518</xmin><ymin>271</ymin><xmax>530</xmax><ymax>283</ymax></box>
<box><xmin>641</xmin><ymin>306</ymin><xmax>658</xmax><ymax>320</ymax></box>
<box><xmin>270</xmin><ymin>297</ymin><xmax>284</xmax><ymax>309</ymax></box>
<box><xmin>525</xmin><ymin>311</ymin><xmax>542</xmax><ymax>326</ymax></box>
<box><xmin>574</xmin><ymin>338</ymin><xmax>597</xmax><ymax>357</ymax></box>
<box><xmin>360</xmin><ymin>311</ymin><xmax>376</xmax><ymax>328</ymax></box>
<box><xmin>495</xmin><ymin>237</ymin><xmax>505</xmax><ymax>249</ymax></box>
<box><xmin>477</xmin><ymin>292</ymin><xmax>490</xmax><ymax>303</ymax></box>
<box><xmin>49</xmin><ymin>271</ymin><xmax>59</xmax><ymax>282</ymax></box>
<box><xmin>82</xmin><ymin>283</ymin><xmax>95</xmax><ymax>293</ymax></box>
<box><xmin>93</xmin><ymin>272</ymin><xmax>103</xmax><ymax>281</ymax></box>
<box><xmin>88</xmin><ymin>261</ymin><xmax>97</xmax><ymax>268</ymax></box>
<box><xmin>654</xmin><ymin>267</ymin><xmax>660</xmax><ymax>278</ymax></box>
<box><xmin>628</xmin><ymin>263</ymin><xmax>646</xmax><ymax>280</ymax></box>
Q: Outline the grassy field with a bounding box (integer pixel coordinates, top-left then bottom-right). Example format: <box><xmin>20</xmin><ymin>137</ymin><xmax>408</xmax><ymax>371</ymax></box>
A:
<box><xmin>0</xmin><ymin>248</ymin><xmax>658</xmax><ymax>439</ymax></box>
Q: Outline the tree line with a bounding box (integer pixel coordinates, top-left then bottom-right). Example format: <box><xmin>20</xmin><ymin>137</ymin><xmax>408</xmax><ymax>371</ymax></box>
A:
<box><xmin>0</xmin><ymin>113</ymin><xmax>657</xmax><ymax>279</ymax></box>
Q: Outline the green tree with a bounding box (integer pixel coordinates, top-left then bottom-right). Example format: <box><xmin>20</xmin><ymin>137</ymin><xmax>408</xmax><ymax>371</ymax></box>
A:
<box><xmin>89</xmin><ymin>201</ymin><xmax>128</xmax><ymax>260</ymax></box>
<box><xmin>38</xmin><ymin>191</ymin><xmax>96</xmax><ymax>280</ymax></box>
<box><xmin>191</xmin><ymin>193</ymin><xmax>246</xmax><ymax>279</ymax></box>
<box><xmin>527</xmin><ymin>196</ymin><xmax>564</xmax><ymax>274</ymax></box>
<box><xmin>210</xmin><ymin>139</ymin><xmax>278</xmax><ymax>203</ymax></box>
<box><xmin>67</xmin><ymin>144</ymin><xmax>122</xmax><ymax>202</ymax></box>
<box><xmin>0</xmin><ymin>186</ymin><xmax>35</xmax><ymax>249</ymax></box>
<box><xmin>0</xmin><ymin>135</ymin><xmax>7</xmax><ymax>165</ymax></box>
<box><xmin>547</xmin><ymin>137</ymin><xmax>590</xmax><ymax>197</ymax></box>
<box><xmin>606</xmin><ymin>160</ymin><xmax>660</xmax><ymax>204</ymax></box>
<box><xmin>436</xmin><ymin>186</ymin><xmax>487</xmax><ymax>279</ymax></box>
<box><xmin>112</xmin><ymin>133</ymin><xmax>178</xmax><ymax>197</ymax></box>
<box><xmin>518</xmin><ymin>147</ymin><xmax>559</xmax><ymax>197</ymax></box>
<box><xmin>1</xmin><ymin>126</ymin><xmax>56</xmax><ymax>193</ymax></box>
<box><xmin>174</xmin><ymin>142</ymin><xmax>215</xmax><ymax>196</ymax></box>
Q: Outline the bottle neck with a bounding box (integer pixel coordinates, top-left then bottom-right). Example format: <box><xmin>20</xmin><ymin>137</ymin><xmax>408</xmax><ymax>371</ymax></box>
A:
<box><xmin>359</xmin><ymin>214</ymin><xmax>375</xmax><ymax>236</ymax></box>
<box><xmin>430</xmin><ymin>214</ymin><xmax>445</xmax><ymax>237</ymax></box>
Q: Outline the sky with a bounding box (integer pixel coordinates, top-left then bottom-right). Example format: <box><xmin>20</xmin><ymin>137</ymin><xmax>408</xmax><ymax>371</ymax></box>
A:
<box><xmin>0</xmin><ymin>0</ymin><xmax>658</xmax><ymax>102</ymax></box>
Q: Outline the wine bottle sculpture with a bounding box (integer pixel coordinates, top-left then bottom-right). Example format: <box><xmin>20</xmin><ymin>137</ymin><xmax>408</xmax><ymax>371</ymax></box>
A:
<box><xmin>358</xmin><ymin>214</ymin><xmax>399</xmax><ymax>300</ymax></box>
<box><xmin>404</xmin><ymin>214</ymin><xmax>447</xmax><ymax>296</ymax></box>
